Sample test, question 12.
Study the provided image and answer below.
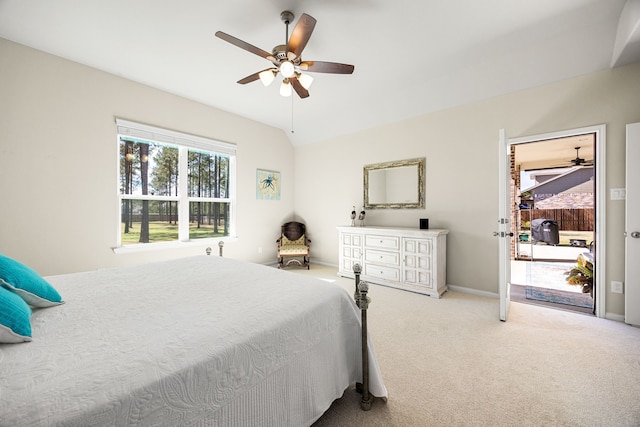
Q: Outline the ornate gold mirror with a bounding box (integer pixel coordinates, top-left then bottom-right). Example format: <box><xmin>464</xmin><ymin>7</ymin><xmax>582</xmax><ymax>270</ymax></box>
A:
<box><xmin>363</xmin><ymin>158</ymin><xmax>425</xmax><ymax>209</ymax></box>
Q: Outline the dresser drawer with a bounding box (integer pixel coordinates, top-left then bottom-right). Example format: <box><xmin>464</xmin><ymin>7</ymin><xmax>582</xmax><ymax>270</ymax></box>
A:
<box><xmin>365</xmin><ymin>235</ymin><xmax>400</xmax><ymax>250</ymax></box>
<box><xmin>341</xmin><ymin>258</ymin><xmax>361</xmax><ymax>273</ymax></box>
<box><xmin>365</xmin><ymin>249</ymin><xmax>400</xmax><ymax>266</ymax></box>
<box><xmin>342</xmin><ymin>233</ymin><xmax>362</xmax><ymax>247</ymax></box>
<box><xmin>404</xmin><ymin>254</ymin><xmax>431</xmax><ymax>270</ymax></box>
<box><xmin>403</xmin><ymin>269</ymin><xmax>433</xmax><ymax>289</ymax></box>
<box><xmin>342</xmin><ymin>247</ymin><xmax>362</xmax><ymax>259</ymax></box>
<box><xmin>364</xmin><ymin>263</ymin><xmax>401</xmax><ymax>282</ymax></box>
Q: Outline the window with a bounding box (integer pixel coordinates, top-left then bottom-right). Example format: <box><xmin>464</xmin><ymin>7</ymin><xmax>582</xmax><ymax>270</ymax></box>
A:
<box><xmin>116</xmin><ymin>119</ymin><xmax>236</xmax><ymax>248</ymax></box>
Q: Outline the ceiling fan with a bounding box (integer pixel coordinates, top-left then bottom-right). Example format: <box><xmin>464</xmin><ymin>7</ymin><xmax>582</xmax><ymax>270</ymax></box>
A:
<box><xmin>551</xmin><ymin>146</ymin><xmax>594</xmax><ymax>167</ymax></box>
<box><xmin>215</xmin><ymin>11</ymin><xmax>354</xmax><ymax>99</ymax></box>
<box><xmin>568</xmin><ymin>146</ymin><xmax>593</xmax><ymax>166</ymax></box>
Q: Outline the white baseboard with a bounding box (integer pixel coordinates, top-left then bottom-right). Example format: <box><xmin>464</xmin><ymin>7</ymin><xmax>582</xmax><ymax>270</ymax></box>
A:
<box><xmin>605</xmin><ymin>312</ymin><xmax>625</xmax><ymax>322</ymax></box>
<box><xmin>264</xmin><ymin>261</ymin><xmax>338</xmax><ymax>268</ymax></box>
<box><xmin>310</xmin><ymin>261</ymin><xmax>339</xmax><ymax>268</ymax></box>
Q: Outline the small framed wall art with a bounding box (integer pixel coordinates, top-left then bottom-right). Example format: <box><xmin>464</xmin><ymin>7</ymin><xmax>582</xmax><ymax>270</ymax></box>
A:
<box><xmin>256</xmin><ymin>169</ymin><xmax>281</xmax><ymax>200</ymax></box>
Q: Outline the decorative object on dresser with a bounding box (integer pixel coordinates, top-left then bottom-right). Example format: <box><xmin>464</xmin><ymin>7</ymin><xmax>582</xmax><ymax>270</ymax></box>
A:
<box><xmin>337</xmin><ymin>226</ymin><xmax>448</xmax><ymax>297</ymax></box>
<box><xmin>277</xmin><ymin>221</ymin><xmax>311</xmax><ymax>269</ymax></box>
<box><xmin>359</xmin><ymin>206</ymin><xmax>366</xmax><ymax>226</ymax></box>
<box><xmin>363</xmin><ymin>158</ymin><xmax>425</xmax><ymax>209</ymax></box>
<box><xmin>351</xmin><ymin>206</ymin><xmax>357</xmax><ymax>226</ymax></box>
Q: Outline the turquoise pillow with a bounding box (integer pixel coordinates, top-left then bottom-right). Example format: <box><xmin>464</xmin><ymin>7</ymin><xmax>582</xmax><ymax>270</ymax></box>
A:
<box><xmin>0</xmin><ymin>254</ymin><xmax>63</xmax><ymax>308</ymax></box>
<box><xmin>0</xmin><ymin>285</ymin><xmax>32</xmax><ymax>343</ymax></box>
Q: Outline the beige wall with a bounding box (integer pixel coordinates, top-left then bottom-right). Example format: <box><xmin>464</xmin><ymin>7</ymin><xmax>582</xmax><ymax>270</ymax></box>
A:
<box><xmin>0</xmin><ymin>39</ymin><xmax>295</xmax><ymax>274</ymax></box>
<box><xmin>293</xmin><ymin>62</ymin><xmax>640</xmax><ymax>318</ymax></box>
<box><xmin>2</xmin><ymin>38</ymin><xmax>639</xmax><ymax>318</ymax></box>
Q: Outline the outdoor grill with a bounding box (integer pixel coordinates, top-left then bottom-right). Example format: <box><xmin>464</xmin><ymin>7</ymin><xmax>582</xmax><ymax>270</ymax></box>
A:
<box><xmin>531</xmin><ymin>218</ymin><xmax>559</xmax><ymax>245</ymax></box>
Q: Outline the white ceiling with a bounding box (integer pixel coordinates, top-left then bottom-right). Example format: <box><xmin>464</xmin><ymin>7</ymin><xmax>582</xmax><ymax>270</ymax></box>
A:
<box><xmin>1</xmin><ymin>0</ymin><xmax>639</xmax><ymax>146</ymax></box>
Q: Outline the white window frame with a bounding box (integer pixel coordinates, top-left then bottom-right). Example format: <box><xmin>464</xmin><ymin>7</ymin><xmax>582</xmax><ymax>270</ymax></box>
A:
<box><xmin>113</xmin><ymin>119</ymin><xmax>237</xmax><ymax>253</ymax></box>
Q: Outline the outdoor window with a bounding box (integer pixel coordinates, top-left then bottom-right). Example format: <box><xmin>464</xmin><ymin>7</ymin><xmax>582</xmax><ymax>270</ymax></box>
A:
<box><xmin>116</xmin><ymin>119</ymin><xmax>236</xmax><ymax>248</ymax></box>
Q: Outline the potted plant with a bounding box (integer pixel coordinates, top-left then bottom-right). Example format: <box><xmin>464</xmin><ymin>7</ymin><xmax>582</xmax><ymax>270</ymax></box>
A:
<box><xmin>565</xmin><ymin>253</ymin><xmax>593</xmax><ymax>295</ymax></box>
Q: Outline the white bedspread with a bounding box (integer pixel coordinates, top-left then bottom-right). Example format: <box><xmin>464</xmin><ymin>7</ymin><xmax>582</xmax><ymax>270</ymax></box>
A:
<box><xmin>0</xmin><ymin>256</ymin><xmax>386</xmax><ymax>426</ymax></box>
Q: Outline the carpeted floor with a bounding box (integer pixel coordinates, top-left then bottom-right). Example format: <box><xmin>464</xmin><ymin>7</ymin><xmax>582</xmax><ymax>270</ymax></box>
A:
<box><xmin>284</xmin><ymin>264</ymin><xmax>640</xmax><ymax>427</ymax></box>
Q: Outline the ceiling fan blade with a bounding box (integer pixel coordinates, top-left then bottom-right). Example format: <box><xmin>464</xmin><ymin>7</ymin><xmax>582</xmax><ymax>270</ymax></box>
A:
<box><xmin>300</xmin><ymin>61</ymin><xmax>354</xmax><ymax>74</ymax></box>
<box><xmin>215</xmin><ymin>31</ymin><xmax>272</xmax><ymax>59</ymax></box>
<box><xmin>287</xmin><ymin>13</ymin><xmax>316</xmax><ymax>59</ymax></box>
<box><xmin>290</xmin><ymin>76</ymin><xmax>310</xmax><ymax>98</ymax></box>
<box><xmin>237</xmin><ymin>68</ymin><xmax>274</xmax><ymax>85</ymax></box>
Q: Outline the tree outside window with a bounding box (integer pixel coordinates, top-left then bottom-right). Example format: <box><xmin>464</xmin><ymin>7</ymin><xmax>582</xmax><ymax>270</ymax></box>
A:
<box><xmin>117</xmin><ymin>121</ymin><xmax>234</xmax><ymax>246</ymax></box>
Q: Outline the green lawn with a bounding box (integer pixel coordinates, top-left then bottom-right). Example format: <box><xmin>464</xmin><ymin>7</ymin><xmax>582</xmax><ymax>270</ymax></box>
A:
<box><xmin>121</xmin><ymin>221</ymin><xmax>226</xmax><ymax>244</ymax></box>
<box><xmin>518</xmin><ymin>230</ymin><xmax>593</xmax><ymax>246</ymax></box>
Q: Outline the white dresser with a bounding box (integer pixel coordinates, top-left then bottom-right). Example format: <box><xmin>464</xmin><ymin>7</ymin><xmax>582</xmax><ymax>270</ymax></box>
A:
<box><xmin>337</xmin><ymin>226</ymin><xmax>448</xmax><ymax>298</ymax></box>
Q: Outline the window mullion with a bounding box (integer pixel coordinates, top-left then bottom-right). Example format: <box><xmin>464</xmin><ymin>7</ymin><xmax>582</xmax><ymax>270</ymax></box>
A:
<box><xmin>121</xmin><ymin>195</ymin><xmax>178</xmax><ymax>201</ymax></box>
<box><xmin>116</xmin><ymin>120</ymin><xmax>236</xmax><ymax>250</ymax></box>
<box><xmin>178</xmin><ymin>147</ymin><xmax>189</xmax><ymax>242</ymax></box>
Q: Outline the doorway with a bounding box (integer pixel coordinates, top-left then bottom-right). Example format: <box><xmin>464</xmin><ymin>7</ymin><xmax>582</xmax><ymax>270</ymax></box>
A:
<box><xmin>505</xmin><ymin>125</ymin><xmax>606</xmax><ymax>317</ymax></box>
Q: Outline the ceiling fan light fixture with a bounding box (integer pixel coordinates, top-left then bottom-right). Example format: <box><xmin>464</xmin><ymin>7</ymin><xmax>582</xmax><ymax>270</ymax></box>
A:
<box><xmin>280</xmin><ymin>60</ymin><xmax>295</xmax><ymax>78</ymax></box>
<box><xmin>280</xmin><ymin>78</ymin><xmax>292</xmax><ymax>97</ymax></box>
<box><xmin>259</xmin><ymin>69</ymin><xmax>276</xmax><ymax>86</ymax></box>
<box><xmin>215</xmin><ymin>11</ymin><xmax>354</xmax><ymax>99</ymax></box>
<box><xmin>298</xmin><ymin>73</ymin><xmax>313</xmax><ymax>90</ymax></box>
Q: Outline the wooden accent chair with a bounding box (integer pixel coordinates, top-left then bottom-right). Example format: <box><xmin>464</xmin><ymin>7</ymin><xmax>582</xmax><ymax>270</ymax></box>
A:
<box><xmin>277</xmin><ymin>221</ymin><xmax>311</xmax><ymax>269</ymax></box>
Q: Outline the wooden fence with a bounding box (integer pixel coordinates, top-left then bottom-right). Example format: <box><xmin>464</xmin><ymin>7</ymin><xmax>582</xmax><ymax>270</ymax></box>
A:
<box><xmin>520</xmin><ymin>208</ymin><xmax>594</xmax><ymax>231</ymax></box>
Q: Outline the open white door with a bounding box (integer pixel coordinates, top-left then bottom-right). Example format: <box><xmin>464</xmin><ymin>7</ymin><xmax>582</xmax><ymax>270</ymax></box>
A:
<box><xmin>626</xmin><ymin>123</ymin><xmax>640</xmax><ymax>325</ymax></box>
<box><xmin>498</xmin><ymin>129</ymin><xmax>512</xmax><ymax>321</ymax></box>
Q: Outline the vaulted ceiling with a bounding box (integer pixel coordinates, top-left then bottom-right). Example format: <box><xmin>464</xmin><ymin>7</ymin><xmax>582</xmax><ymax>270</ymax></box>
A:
<box><xmin>1</xmin><ymin>0</ymin><xmax>639</xmax><ymax>146</ymax></box>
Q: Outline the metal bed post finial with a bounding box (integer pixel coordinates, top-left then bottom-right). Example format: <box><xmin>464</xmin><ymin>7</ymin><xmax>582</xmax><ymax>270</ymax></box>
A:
<box><xmin>218</xmin><ymin>241</ymin><xmax>224</xmax><ymax>257</ymax></box>
<box><xmin>205</xmin><ymin>247</ymin><xmax>212</xmax><ymax>256</ymax></box>
<box><xmin>353</xmin><ymin>263</ymin><xmax>362</xmax><ymax>306</ymax></box>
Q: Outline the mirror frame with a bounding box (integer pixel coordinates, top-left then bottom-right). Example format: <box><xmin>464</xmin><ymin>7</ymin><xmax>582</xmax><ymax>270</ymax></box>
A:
<box><xmin>363</xmin><ymin>157</ymin><xmax>425</xmax><ymax>209</ymax></box>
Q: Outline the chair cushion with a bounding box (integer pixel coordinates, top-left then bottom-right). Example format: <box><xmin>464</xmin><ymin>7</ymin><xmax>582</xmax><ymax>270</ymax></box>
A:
<box><xmin>279</xmin><ymin>244</ymin><xmax>309</xmax><ymax>255</ymax></box>
<box><xmin>281</xmin><ymin>236</ymin><xmax>306</xmax><ymax>246</ymax></box>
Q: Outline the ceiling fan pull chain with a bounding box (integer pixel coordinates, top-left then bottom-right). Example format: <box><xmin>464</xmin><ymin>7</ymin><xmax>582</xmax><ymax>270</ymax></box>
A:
<box><xmin>291</xmin><ymin>95</ymin><xmax>295</xmax><ymax>134</ymax></box>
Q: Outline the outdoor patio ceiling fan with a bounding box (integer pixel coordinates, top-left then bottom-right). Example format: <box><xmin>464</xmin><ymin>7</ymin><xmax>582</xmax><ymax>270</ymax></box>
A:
<box><xmin>568</xmin><ymin>146</ymin><xmax>594</xmax><ymax>166</ymax></box>
<box><xmin>214</xmin><ymin>11</ymin><xmax>354</xmax><ymax>99</ymax></box>
<box><xmin>552</xmin><ymin>146</ymin><xmax>594</xmax><ymax>167</ymax></box>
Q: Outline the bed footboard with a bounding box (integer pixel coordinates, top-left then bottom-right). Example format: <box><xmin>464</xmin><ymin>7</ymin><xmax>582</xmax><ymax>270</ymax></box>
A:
<box><xmin>353</xmin><ymin>263</ymin><xmax>374</xmax><ymax>411</ymax></box>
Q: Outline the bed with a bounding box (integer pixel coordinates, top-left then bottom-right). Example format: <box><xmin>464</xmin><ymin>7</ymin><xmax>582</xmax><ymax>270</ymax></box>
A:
<box><xmin>0</xmin><ymin>255</ymin><xmax>387</xmax><ymax>426</ymax></box>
